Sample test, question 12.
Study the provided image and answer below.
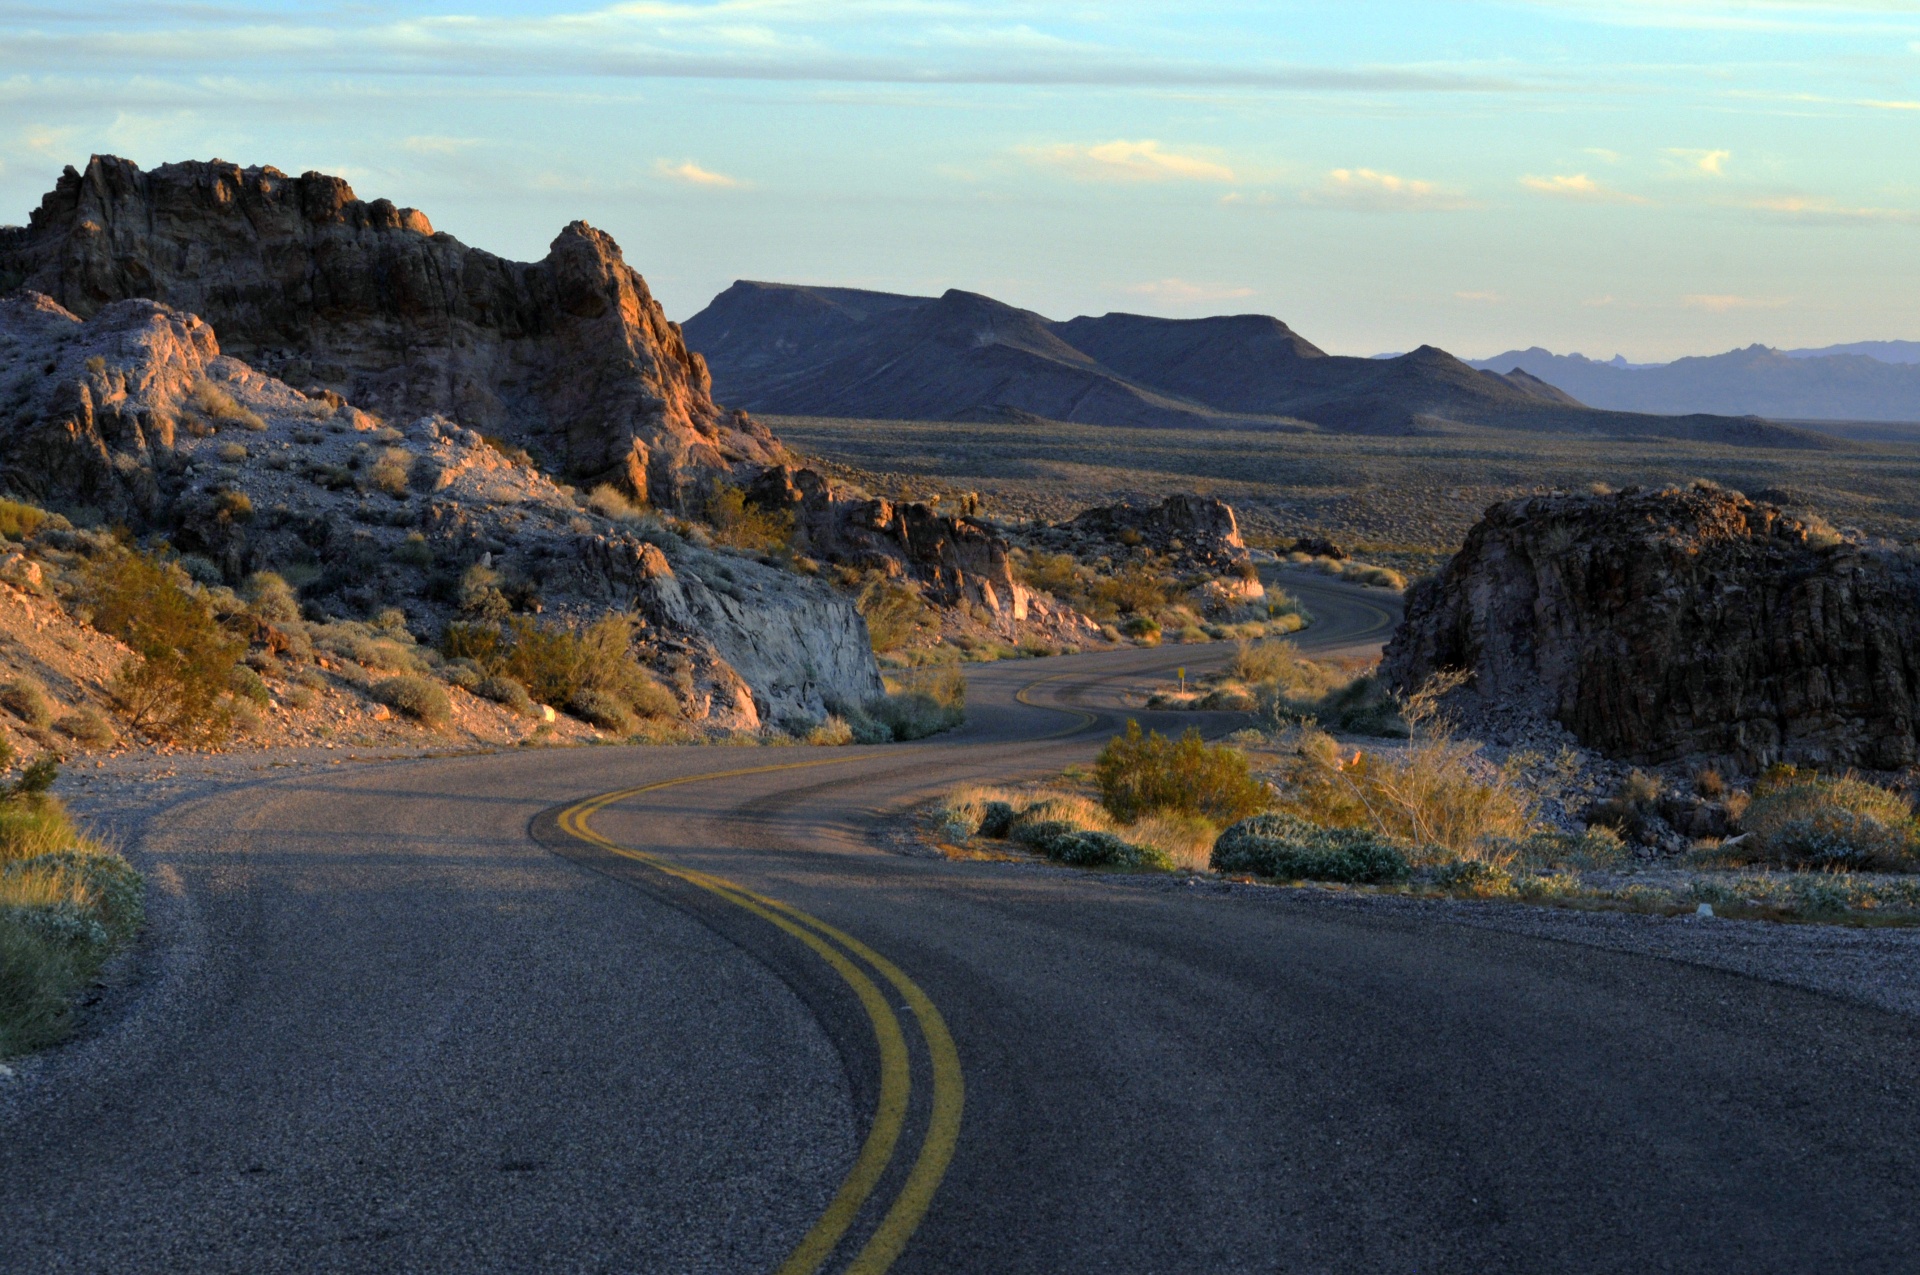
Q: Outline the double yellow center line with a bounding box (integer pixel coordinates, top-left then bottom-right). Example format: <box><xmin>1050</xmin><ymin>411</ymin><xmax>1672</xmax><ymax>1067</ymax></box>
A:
<box><xmin>555</xmin><ymin>760</ymin><xmax>964</xmax><ymax>1275</ymax></box>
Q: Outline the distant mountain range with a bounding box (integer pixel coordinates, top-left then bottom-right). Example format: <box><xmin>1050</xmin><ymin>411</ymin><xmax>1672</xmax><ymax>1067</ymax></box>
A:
<box><xmin>684</xmin><ymin>282</ymin><xmax>1827</xmax><ymax>447</ymax></box>
<box><xmin>1470</xmin><ymin>344</ymin><xmax>1920</xmax><ymax>422</ymax></box>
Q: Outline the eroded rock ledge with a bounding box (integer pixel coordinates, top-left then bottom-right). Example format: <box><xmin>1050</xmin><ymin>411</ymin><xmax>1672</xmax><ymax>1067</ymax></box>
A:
<box><xmin>1383</xmin><ymin>485</ymin><xmax>1920</xmax><ymax>770</ymax></box>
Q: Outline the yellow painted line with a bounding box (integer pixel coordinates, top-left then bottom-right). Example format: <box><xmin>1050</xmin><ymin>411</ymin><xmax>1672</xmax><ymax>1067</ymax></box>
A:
<box><xmin>552</xmin><ymin>758</ymin><xmax>964</xmax><ymax>1275</ymax></box>
<box><xmin>1012</xmin><ymin>671</ymin><xmax>1100</xmax><ymax>738</ymax></box>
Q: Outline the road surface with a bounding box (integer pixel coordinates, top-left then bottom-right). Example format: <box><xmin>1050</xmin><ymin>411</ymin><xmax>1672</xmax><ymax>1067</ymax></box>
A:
<box><xmin>5</xmin><ymin>578</ymin><xmax>1917</xmax><ymax>1274</ymax></box>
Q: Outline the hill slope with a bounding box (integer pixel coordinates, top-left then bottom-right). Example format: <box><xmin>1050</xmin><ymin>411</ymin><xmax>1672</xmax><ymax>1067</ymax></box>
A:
<box><xmin>685</xmin><ymin>282</ymin><xmax>1828</xmax><ymax>446</ymax></box>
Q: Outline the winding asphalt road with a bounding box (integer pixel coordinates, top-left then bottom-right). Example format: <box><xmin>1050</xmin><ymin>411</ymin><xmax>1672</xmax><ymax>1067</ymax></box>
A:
<box><xmin>5</xmin><ymin>574</ymin><xmax>1918</xmax><ymax>1273</ymax></box>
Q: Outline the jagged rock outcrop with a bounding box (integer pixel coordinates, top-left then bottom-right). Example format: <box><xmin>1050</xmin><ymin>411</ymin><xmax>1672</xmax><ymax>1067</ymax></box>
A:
<box><xmin>748</xmin><ymin>464</ymin><xmax>1038</xmax><ymax>619</ymax></box>
<box><xmin>0</xmin><ymin>293</ymin><xmax>882</xmax><ymax>727</ymax></box>
<box><xmin>0</xmin><ymin>156</ymin><xmax>779</xmax><ymax>507</ymax></box>
<box><xmin>1383</xmin><ymin>486</ymin><xmax>1920</xmax><ymax>769</ymax></box>
<box><xmin>1065</xmin><ymin>495</ymin><xmax>1258</xmax><ymax>577</ymax></box>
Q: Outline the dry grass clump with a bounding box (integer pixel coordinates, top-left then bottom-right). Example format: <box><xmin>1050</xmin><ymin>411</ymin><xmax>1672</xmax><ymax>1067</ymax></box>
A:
<box><xmin>1266</xmin><ymin>680</ymin><xmax>1535</xmax><ymax>862</ymax></box>
<box><xmin>53</xmin><ymin>708</ymin><xmax>116</xmax><ymax>748</ymax></box>
<box><xmin>587</xmin><ymin>484</ymin><xmax>648</xmax><ymax>522</ymax></box>
<box><xmin>853</xmin><ymin>574</ymin><xmax>937</xmax><ymax>653</ymax></box>
<box><xmin>1</xmin><ymin>675</ymin><xmax>54</xmax><ymax>730</ymax></box>
<box><xmin>0</xmin><ymin>498</ymin><xmax>53</xmax><ymax>542</ymax></box>
<box><xmin>836</xmin><ymin>664</ymin><xmax>967</xmax><ymax>742</ymax></box>
<box><xmin>0</xmin><ymin>749</ymin><xmax>142</xmax><ymax>1057</ymax></box>
<box><xmin>188</xmin><ymin>378</ymin><xmax>267</xmax><ymax>432</ymax></box>
<box><xmin>367</xmin><ymin>448</ymin><xmax>413</xmax><ymax>496</ymax></box>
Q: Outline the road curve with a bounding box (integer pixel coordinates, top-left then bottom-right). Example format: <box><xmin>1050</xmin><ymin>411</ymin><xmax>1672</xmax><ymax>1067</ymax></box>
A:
<box><xmin>7</xmin><ymin>581</ymin><xmax>1920</xmax><ymax>1274</ymax></box>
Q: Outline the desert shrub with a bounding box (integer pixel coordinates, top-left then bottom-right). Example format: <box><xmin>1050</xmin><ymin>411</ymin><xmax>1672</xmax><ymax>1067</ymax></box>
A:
<box><xmin>457</xmin><ymin>563</ymin><xmax>511</xmax><ymax>620</ymax></box>
<box><xmin>1431</xmin><ymin>859</ymin><xmax>1518</xmax><ymax>897</ymax></box>
<box><xmin>1742</xmin><ymin>773</ymin><xmax>1917</xmax><ymax>871</ymax></box>
<box><xmin>705</xmin><ymin>484</ymin><xmax>793</xmax><ymax>552</ymax></box>
<box><xmin>1094</xmin><ymin>720</ymin><xmax>1269</xmax><ymax>825</ymax></box>
<box><xmin>441</xmin><ymin>620</ymin><xmax>507</xmax><ymax>667</ymax></box>
<box><xmin>1498</xmin><ymin>826</ymin><xmax>1628</xmax><ymax>870</ymax></box>
<box><xmin>440</xmin><ymin>659</ymin><xmax>483</xmax><ymax>692</ymax></box>
<box><xmin>217</xmin><ymin>441</ymin><xmax>249</xmax><ymax>463</ymax></box>
<box><xmin>0</xmin><ymin>770</ymin><xmax>140</xmax><ymax>1057</ymax></box>
<box><xmin>395</xmin><ymin>533</ymin><xmax>433</xmax><ymax>567</ymax></box>
<box><xmin>1048</xmin><ymin>829</ymin><xmax>1170</xmax><ymax>870</ymax></box>
<box><xmin>587</xmin><ymin>484</ymin><xmax>647</xmax><ymax>522</ymax></box>
<box><xmin>371</xmin><ymin>675</ymin><xmax>451</xmax><ymax>729</ymax></box>
<box><xmin>241</xmin><ymin>571</ymin><xmax>302</xmax><ymax>623</ymax></box>
<box><xmin>568</xmin><ymin>688</ymin><xmax>637</xmax><ymax>734</ymax></box>
<box><xmin>83</xmin><ymin>551</ymin><xmax>245</xmax><ymax>746</ymax></box>
<box><xmin>308</xmin><ymin>621</ymin><xmax>427</xmax><ymax>675</ymax></box>
<box><xmin>226</xmin><ymin>664</ymin><xmax>271</xmax><ymax>707</ymax></box>
<box><xmin>0</xmin><ymin>498</ymin><xmax>52</xmax><ymax>542</ymax></box>
<box><xmin>1267</xmin><ymin>678</ymin><xmax>1534</xmax><ymax>859</ymax></box>
<box><xmin>856</xmin><ymin>576</ymin><xmax>935</xmax><ymax>653</ymax></box>
<box><xmin>939</xmin><ymin>786</ymin><xmax>1026</xmax><ymax>838</ymax></box>
<box><xmin>863</xmin><ymin>664</ymin><xmax>966</xmax><ymax>740</ymax></box>
<box><xmin>1</xmin><ymin>675</ymin><xmax>54</xmax><ymax>729</ymax></box>
<box><xmin>367</xmin><ymin>448</ymin><xmax>413</xmax><ymax>496</ymax></box>
<box><xmin>53</xmin><ymin>708</ymin><xmax>116</xmax><ymax>749</ymax></box>
<box><xmin>1211</xmin><ymin>813</ymin><xmax>1411</xmax><ymax>883</ymax></box>
<box><xmin>1231</xmin><ymin>638</ymin><xmax>1304</xmax><ymax>684</ymax></box>
<box><xmin>474</xmin><ymin>675</ymin><xmax>534</xmax><ymax>717</ymax></box>
<box><xmin>189</xmin><ymin>378</ymin><xmax>266</xmax><ymax>431</ymax></box>
<box><xmin>1087</xmin><ymin>563</ymin><xmax>1174</xmax><ymax>618</ymax></box>
<box><xmin>479</xmin><ymin>434</ymin><xmax>534</xmax><ymax>466</ymax></box>
<box><xmin>805</xmin><ymin>715</ymin><xmax>855</xmax><ymax>746</ymax></box>
<box><xmin>1015</xmin><ymin>550</ymin><xmax>1081</xmax><ymax>598</ymax></box>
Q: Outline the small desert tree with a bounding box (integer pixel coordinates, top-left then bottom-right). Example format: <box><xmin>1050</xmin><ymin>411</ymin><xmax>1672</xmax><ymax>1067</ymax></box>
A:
<box><xmin>83</xmin><ymin>551</ymin><xmax>245</xmax><ymax>745</ymax></box>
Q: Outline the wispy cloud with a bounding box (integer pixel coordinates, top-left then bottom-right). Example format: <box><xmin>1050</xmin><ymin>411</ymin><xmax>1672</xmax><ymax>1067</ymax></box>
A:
<box><xmin>1682</xmin><ymin>292</ymin><xmax>1788</xmax><ymax>312</ymax></box>
<box><xmin>1302</xmin><ymin>166</ymin><xmax>1475</xmax><ymax>211</ymax></box>
<box><xmin>1455</xmin><ymin>290</ymin><xmax>1503</xmax><ymax>302</ymax></box>
<box><xmin>1021</xmin><ymin>139</ymin><xmax>1235</xmax><ymax>183</ymax></box>
<box><xmin>1123</xmin><ymin>278</ymin><xmax>1256</xmax><ymax>304</ymax></box>
<box><xmin>402</xmin><ymin>135</ymin><xmax>479</xmax><ymax>156</ymax></box>
<box><xmin>654</xmin><ymin>157</ymin><xmax>744</xmax><ymax>187</ymax></box>
<box><xmin>1520</xmin><ymin>1</ymin><xmax>1920</xmax><ymax>34</ymax></box>
<box><xmin>1665</xmin><ymin>147</ymin><xmax>1731</xmax><ymax>174</ymax></box>
<box><xmin>1748</xmin><ymin>194</ymin><xmax>1920</xmax><ymax>223</ymax></box>
<box><xmin>1519</xmin><ymin>172</ymin><xmax>1650</xmax><ymax>203</ymax></box>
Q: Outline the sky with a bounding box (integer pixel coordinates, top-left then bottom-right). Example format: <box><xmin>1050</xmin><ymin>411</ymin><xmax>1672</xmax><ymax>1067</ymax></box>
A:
<box><xmin>0</xmin><ymin>1</ymin><xmax>1916</xmax><ymax>361</ymax></box>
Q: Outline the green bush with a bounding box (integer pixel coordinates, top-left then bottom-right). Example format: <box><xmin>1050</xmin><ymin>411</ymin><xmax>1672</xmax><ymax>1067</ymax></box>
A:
<box><xmin>84</xmin><ymin>551</ymin><xmax>245</xmax><ymax>746</ymax></box>
<box><xmin>241</xmin><ymin>571</ymin><xmax>302</xmax><ymax>623</ymax></box>
<box><xmin>439</xmin><ymin>659</ymin><xmax>483</xmax><ymax>692</ymax></box>
<box><xmin>371</xmin><ymin>675</ymin><xmax>451</xmax><ymax>729</ymax></box>
<box><xmin>1011</xmin><ymin>818</ymin><xmax>1169</xmax><ymax>869</ymax></box>
<box><xmin>978</xmin><ymin>801</ymin><xmax>1017</xmax><ymax>838</ymax></box>
<box><xmin>0</xmin><ymin>921</ymin><xmax>77</xmax><ymax>1056</ymax></box>
<box><xmin>705</xmin><ymin>483</ymin><xmax>793</xmax><ymax>552</ymax></box>
<box><xmin>1743</xmin><ymin>773</ymin><xmax>1918</xmax><ymax>871</ymax></box>
<box><xmin>1211</xmin><ymin>812</ymin><xmax>1411</xmax><ymax>883</ymax></box>
<box><xmin>227</xmin><ymin>664</ymin><xmax>271</xmax><ymax>707</ymax></box>
<box><xmin>1095</xmin><ymin>721</ymin><xmax>1268</xmax><ymax>825</ymax></box>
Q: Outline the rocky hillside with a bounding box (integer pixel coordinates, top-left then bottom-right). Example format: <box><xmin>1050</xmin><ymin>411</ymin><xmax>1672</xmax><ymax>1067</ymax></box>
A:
<box><xmin>683</xmin><ymin>280</ymin><xmax>1830</xmax><ymax>445</ymax></box>
<box><xmin>1383</xmin><ymin>485</ymin><xmax>1920</xmax><ymax>770</ymax></box>
<box><xmin>0</xmin><ymin>156</ymin><xmax>780</xmax><ymax>508</ymax></box>
<box><xmin>0</xmin><ymin>290</ymin><xmax>882</xmax><ymax>729</ymax></box>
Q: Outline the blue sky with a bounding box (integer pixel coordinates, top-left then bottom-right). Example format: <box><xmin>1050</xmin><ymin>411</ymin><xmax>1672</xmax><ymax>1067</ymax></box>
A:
<box><xmin>1</xmin><ymin>1</ymin><xmax>1916</xmax><ymax>360</ymax></box>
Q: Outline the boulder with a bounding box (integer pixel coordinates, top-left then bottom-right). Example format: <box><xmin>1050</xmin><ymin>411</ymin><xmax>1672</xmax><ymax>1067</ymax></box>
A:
<box><xmin>1383</xmin><ymin>485</ymin><xmax>1920</xmax><ymax>769</ymax></box>
<box><xmin>1063</xmin><ymin>494</ymin><xmax>1255</xmax><ymax>575</ymax></box>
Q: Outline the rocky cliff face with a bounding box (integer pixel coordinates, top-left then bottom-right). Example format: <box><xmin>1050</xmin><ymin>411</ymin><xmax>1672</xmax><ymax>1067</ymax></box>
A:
<box><xmin>0</xmin><ymin>292</ymin><xmax>881</xmax><ymax>727</ymax></box>
<box><xmin>1383</xmin><ymin>486</ymin><xmax>1920</xmax><ymax>770</ymax></box>
<box><xmin>1063</xmin><ymin>494</ymin><xmax>1255</xmax><ymax>575</ymax></box>
<box><xmin>0</xmin><ymin>156</ymin><xmax>779</xmax><ymax>508</ymax></box>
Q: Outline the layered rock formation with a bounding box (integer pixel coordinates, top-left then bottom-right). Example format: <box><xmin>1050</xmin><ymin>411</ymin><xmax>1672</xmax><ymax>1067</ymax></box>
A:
<box><xmin>0</xmin><ymin>292</ymin><xmax>881</xmax><ymax>726</ymax></box>
<box><xmin>1383</xmin><ymin>486</ymin><xmax>1920</xmax><ymax>769</ymax></box>
<box><xmin>0</xmin><ymin>156</ymin><xmax>779</xmax><ymax>507</ymax></box>
<box><xmin>748</xmin><ymin>464</ymin><xmax>1083</xmax><ymax>627</ymax></box>
<box><xmin>1063</xmin><ymin>494</ymin><xmax>1256</xmax><ymax>576</ymax></box>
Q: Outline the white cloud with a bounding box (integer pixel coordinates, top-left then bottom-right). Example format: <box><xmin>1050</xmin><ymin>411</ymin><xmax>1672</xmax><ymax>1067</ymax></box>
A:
<box><xmin>1519</xmin><ymin>172</ymin><xmax>1650</xmax><ymax>203</ymax></box>
<box><xmin>1583</xmin><ymin>147</ymin><xmax>1622</xmax><ymax>163</ymax></box>
<box><xmin>1748</xmin><ymin>194</ymin><xmax>1920</xmax><ymax>223</ymax></box>
<box><xmin>1021</xmin><ymin>139</ymin><xmax>1235</xmax><ymax>183</ymax></box>
<box><xmin>1682</xmin><ymin>293</ymin><xmax>1789</xmax><ymax>312</ymax></box>
<box><xmin>1665</xmin><ymin>146</ymin><xmax>1731</xmax><ymax>174</ymax></box>
<box><xmin>402</xmin><ymin>135</ymin><xmax>479</xmax><ymax>155</ymax></box>
<box><xmin>654</xmin><ymin>158</ymin><xmax>744</xmax><ymax>187</ymax></box>
<box><xmin>1302</xmin><ymin>166</ymin><xmax>1474</xmax><ymax>211</ymax></box>
<box><xmin>1123</xmin><ymin>278</ymin><xmax>1256</xmax><ymax>304</ymax></box>
<box><xmin>1455</xmin><ymin>290</ymin><xmax>1502</xmax><ymax>302</ymax></box>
